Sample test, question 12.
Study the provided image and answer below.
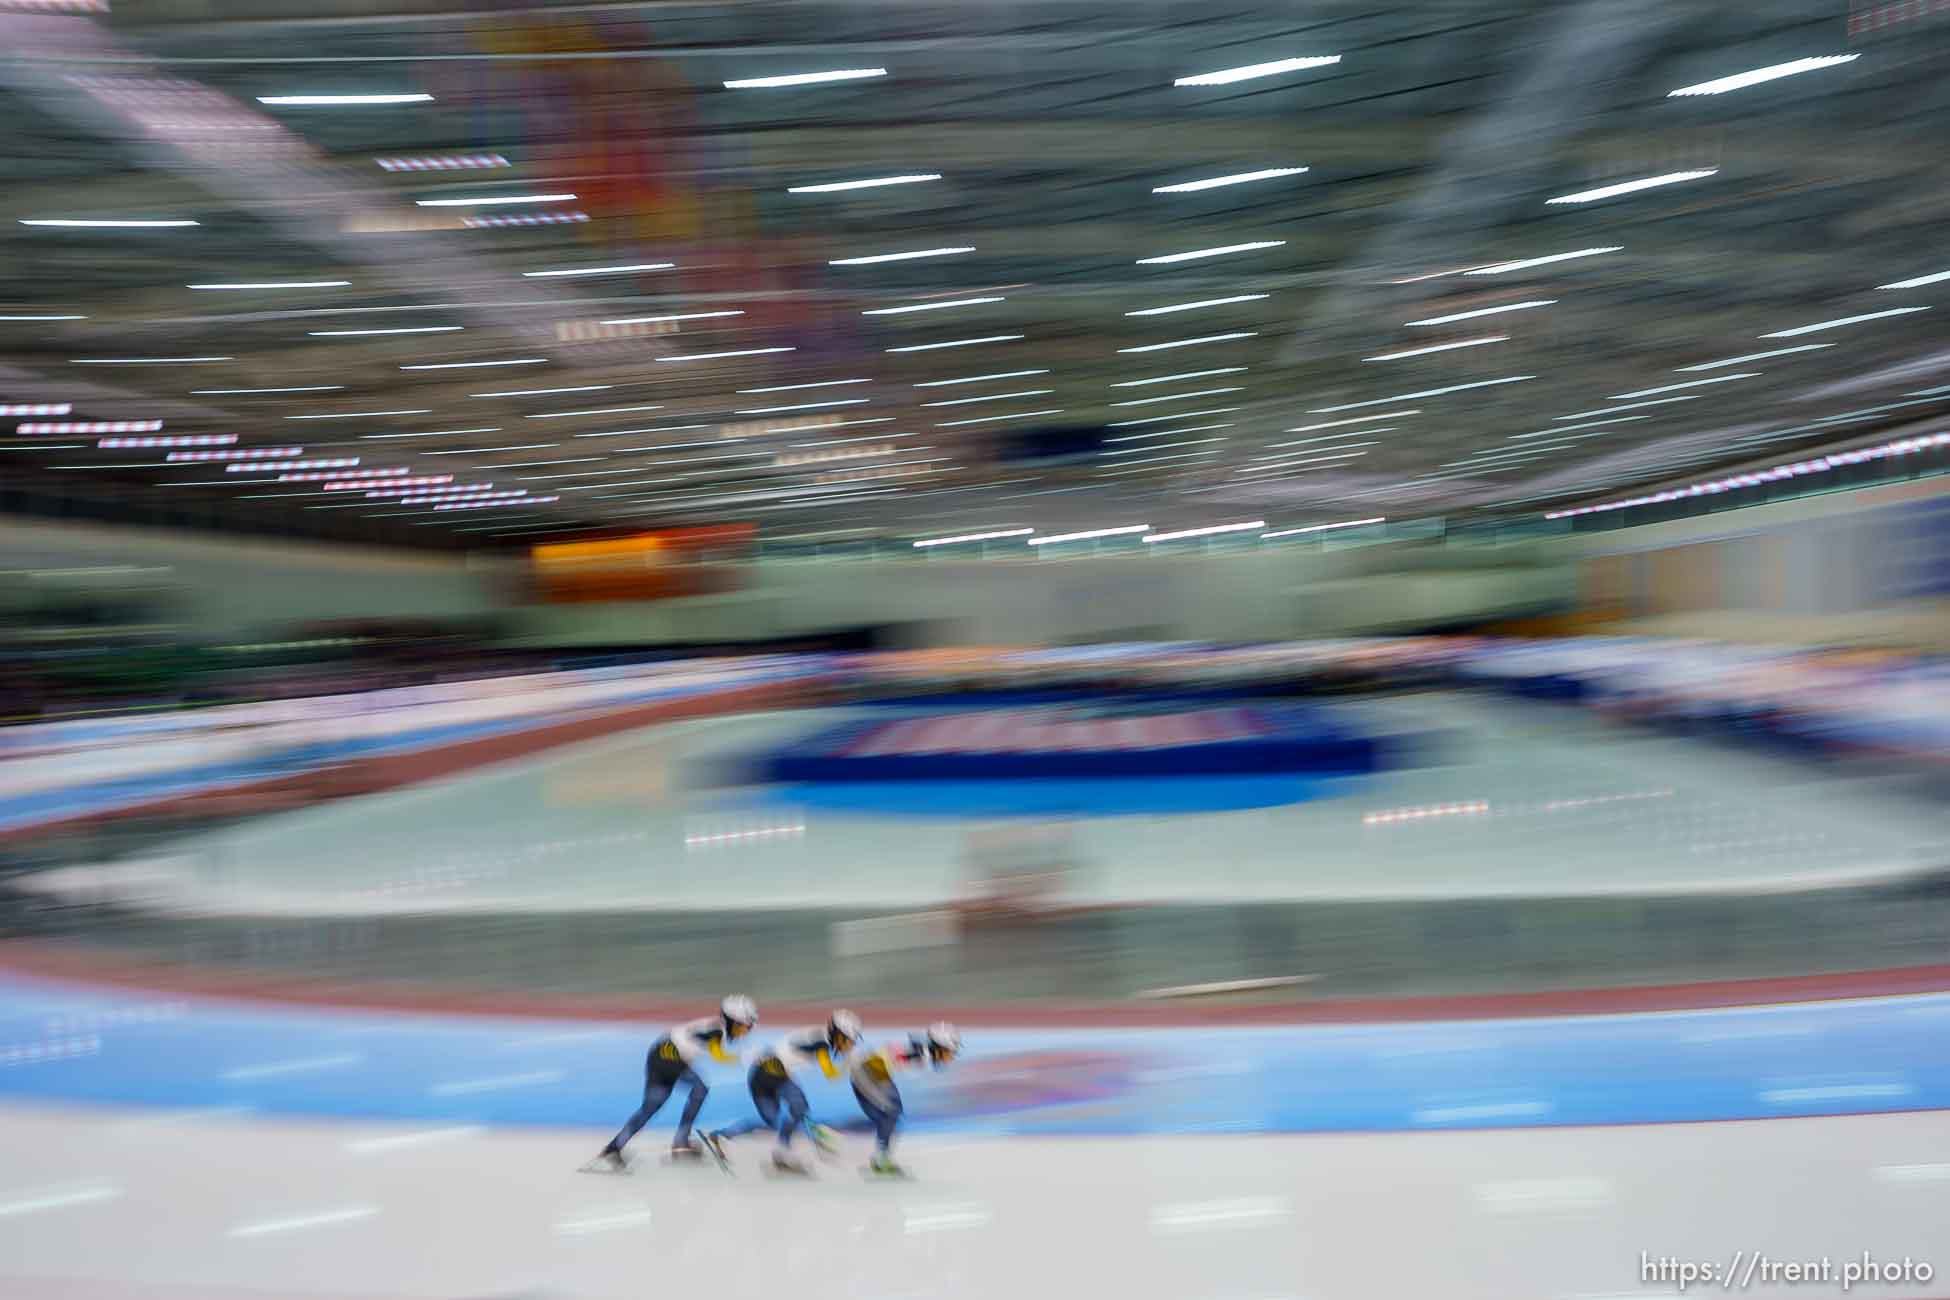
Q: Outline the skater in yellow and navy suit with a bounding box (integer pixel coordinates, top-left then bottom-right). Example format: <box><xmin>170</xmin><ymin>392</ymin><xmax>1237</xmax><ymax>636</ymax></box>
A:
<box><xmin>593</xmin><ymin>995</ymin><xmax>756</xmax><ymax>1171</ymax></box>
<box><xmin>851</xmin><ymin>1022</ymin><xmax>961</xmax><ymax>1177</ymax></box>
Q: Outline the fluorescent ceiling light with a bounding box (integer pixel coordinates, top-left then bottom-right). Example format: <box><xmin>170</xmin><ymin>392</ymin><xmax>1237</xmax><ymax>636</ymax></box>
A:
<box><xmin>1028</xmin><ymin>525</ymin><xmax>1150</xmax><ymax>545</ymax></box>
<box><xmin>191</xmin><ymin>281</ymin><xmax>350</xmax><ymax>290</ymax></box>
<box><xmin>1153</xmin><ymin>168</ymin><xmax>1308</xmax><ymax>194</ymax></box>
<box><xmin>1144</xmin><ymin>520</ymin><xmax>1264</xmax><ymax>542</ymax></box>
<box><xmin>471</xmin><ymin>385</ymin><xmax>610</xmax><ymax>398</ymax></box>
<box><xmin>886</xmin><ymin>335</ymin><xmax>1022</xmax><ymax>353</ymax></box>
<box><xmin>1264</xmin><ymin>429</ymin><xmax>1392</xmax><ymax>449</ymax></box>
<box><xmin>400</xmin><ymin>358</ymin><xmax>548</xmax><ymax>370</ymax></box>
<box><xmin>421</xmin><ymin>444</ymin><xmax>555</xmax><ymax>455</ymax></box>
<box><xmin>1109</xmin><ymin>367</ymin><xmax>1246</xmax><ymax>388</ymax></box>
<box><xmin>1236</xmin><ymin>449</ymin><xmax>1369</xmax><ymax>474</ymax></box>
<box><xmin>912</xmin><ymin>370</ymin><xmax>1049</xmax><ymax>387</ymax></box>
<box><xmin>527</xmin><ymin>404</ymin><xmax>663</xmax><ymax>419</ymax></box>
<box><xmin>323</xmin><ymin>475</ymin><xmax>452</xmax><ymax>491</ymax></box>
<box><xmin>656</xmin><ymin>347</ymin><xmax>796</xmax><ymax>361</ymax></box>
<box><xmin>569</xmin><ymin>424</ymin><xmax>712</xmax><ymax>438</ymax></box>
<box><xmin>1507</xmin><ymin>415</ymin><xmax>1646</xmax><ymax>439</ymax></box>
<box><xmin>235</xmin><ymin>458</ymin><xmax>355</xmax><ymax>471</ymax></box>
<box><xmin>600</xmin><ymin>310</ymin><xmax>745</xmax><ymax>325</ymax></box>
<box><xmin>1104</xmin><ymin>437</ymin><xmax>1226</xmax><ymax>455</ymax></box>
<box><xmin>1107</xmin><ymin>408</ymin><xmax>1240</xmax><ymax>427</ymax></box>
<box><xmin>1547</xmin><ymin>431</ymin><xmax>1950</xmax><ymax>519</ymax></box>
<box><xmin>1608</xmin><ymin>372</ymin><xmax>1759</xmax><ymax>399</ymax></box>
<box><xmin>99</xmin><ymin>434</ymin><xmax>235</xmax><ymax>448</ymax></box>
<box><xmin>1555</xmin><ymin>396</ymin><xmax>1699</xmax><ymax>419</ymax></box>
<box><xmin>0</xmin><ymin>314</ymin><xmax>86</xmax><ymax>321</ymax></box>
<box><xmin>1136</xmin><ymin>241</ymin><xmax>1284</xmax><ymax>265</ymax></box>
<box><xmin>831</xmin><ymin>247</ymin><xmax>975</xmax><ymax>266</ymax></box>
<box><xmin>1127</xmin><ymin>295</ymin><xmax>1267</xmax><ymax>317</ymax></box>
<box><xmin>1668</xmin><ymin>55</ymin><xmax>1858</xmax><ymax>98</ymax></box>
<box><xmin>21</xmin><ymin>219</ymin><xmax>199</xmax><ymax>228</ymax></box>
<box><xmin>376</xmin><ymin>154</ymin><xmax>508</xmax><ymax>172</ymax></box>
<box><xmin>1250</xmin><ymin>439</ymin><xmax>1377</xmax><ymax>461</ymax></box>
<box><xmin>194</xmin><ymin>385</ymin><xmax>344</xmax><ymax>394</ymax></box>
<box><xmin>1675</xmin><ymin>344</ymin><xmax>1831</xmax><ymax>371</ymax></box>
<box><xmin>724</xmin><ymin>68</ymin><xmax>888</xmax><ymax>89</ymax></box>
<box><xmin>1879</xmin><ymin>269</ymin><xmax>1950</xmax><ymax>290</ymax></box>
<box><xmin>1307</xmin><ymin>375</ymin><xmax>1533</xmax><ymax>413</ymax></box>
<box><xmin>1760</xmin><ymin>306</ymin><xmax>1930</xmax><ymax>337</ymax></box>
<box><xmin>934</xmin><ymin>409</ymin><xmax>1064</xmax><ymax>427</ymax></box>
<box><xmin>0</xmin><ymin>403</ymin><xmax>73</xmax><ymax>415</ymax></box>
<box><xmin>1109</xmin><ymin>387</ymin><xmax>1242</xmax><ymax>407</ymax></box>
<box><xmin>1174</xmin><ymin>56</ymin><xmax>1340</xmax><ymax>87</ymax></box>
<box><xmin>1283</xmin><ymin>411</ymin><xmax>1416</xmax><ymax>434</ymax></box>
<box><xmin>1363</xmin><ymin>335</ymin><xmax>1507</xmax><ymax>362</ymax></box>
<box><xmin>914</xmin><ymin>528</ymin><xmax>1033</xmax><ymax>547</ymax></box>
<box><xmin>18</xmin><ymin>420</ymin><xmax>161</xmax><ymax>434</ymax></box>
<box><xmin>921</xmin><ymin>389</ymin><xmax>1054</xmax><ymax>407</ymax></box>
<box><xmin>308</xmin><ymin>325</ymin><xmax>462</xmax><ymax>336</ymax></box>
<box><xmin>1262</xmin><ymin>517</ymin><xmax>1383</xmax><ymax>538</ymax></box>
<box><xmin>1547</xmin><ymin>170</ymin><xmax>1717</xmax><ymax>205</ymax></box>
<box><xmin>1466</xmin><ymin>247</ymin><xmax>1621</xmax><ymax>276</ymax></box>
<box><xmin>415</xmin><ymin>193</ymin><xmax>576</xmax><ymax>207</ymax></box>
<box><xmin>1117</xmin><ymin>332</ymin><xmax>1256</xmax><ymax>354</ymax></box>
<box><xmin>71</xmin><ymin>356</ymin><xmax>229</xmax><ymax>364</ymax></box>
<box><xmin>739</xmin><ymin>379</ymin><xmax>873</xmax><ymax>393</ymax></box>
<box><xmin>522</xmin><ymin>262</ymin><xmax>674</xmax><ymax>278</ymax></box>
<box><xmin>790</xmin><ymin>174</ymin><xmax>940</xmax><ymax>193</ymax></box>
<box><xmin>165</xmin><ymin>448</ymin><xmax>303</xmax><ymax>461</ymax></box>
<box><xmin>1096</xmin><ymin>451</ymin><xmax>1223</xmax><ymax>475</ymax></box>
<box><xmin>286</xmin><ymin>409</ymin><xmax>432</xmax><ymax>419</ymax></box>
<box><xmin>1104</xmin><ymin>424</ymin><xmax>1232</xmax><ymax>442</ymax></box>
<box><xmin>1405</xmin><ymin>300</ymin><xmax>1555</xmax><ymax>327</ymax></box>
<box><xmin>864</xmin><ymin>297</ymin><xmax>1003</xmax><ymax>316</ymax></box>
<box><xmin>361</xmin><ymin>428</ymin><xmax>500</xmax><ymax>439</ymax></box>
<box><xmin>734</xmin><ymin>399</ymin><xmax>871</xmax><ymax>414</ymax></box>
<box><xmin>258</xmin><ymin>93</ymin><xmax>433</xmax><ymax>105</ymax></box>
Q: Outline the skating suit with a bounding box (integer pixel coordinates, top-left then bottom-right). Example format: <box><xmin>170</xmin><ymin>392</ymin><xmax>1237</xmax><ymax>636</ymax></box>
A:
<box><xmin>649</xmin><ymin>1016</ymin><xmax>738</xmax><ymax>1081</ymax></box>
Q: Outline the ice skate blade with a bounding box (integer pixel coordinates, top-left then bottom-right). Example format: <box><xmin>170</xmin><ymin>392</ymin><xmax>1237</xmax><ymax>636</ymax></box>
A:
<box><xmin>765</xmin><ymin>1161</ymin><xmax>815</xmax><ymax>1179</ymax></box>
<box><xmin>578</xmin><ymin>1159</ymin><xmax>634</xmax><ymax>1176</ymax></box>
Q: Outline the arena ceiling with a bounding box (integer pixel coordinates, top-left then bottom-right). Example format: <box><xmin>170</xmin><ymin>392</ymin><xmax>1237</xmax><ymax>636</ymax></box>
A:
<box><xmin>1</xmin><ymin>0</ymin><xmax>1947</xmax><ymax>549</ymax></box>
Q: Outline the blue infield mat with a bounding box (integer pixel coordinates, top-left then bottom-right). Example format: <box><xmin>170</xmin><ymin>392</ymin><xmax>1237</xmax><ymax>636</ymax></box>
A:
<box><xmin>1</xmin><ymin>975</ymin><xmax>1946</xmax><ymax>1136</ymax></box>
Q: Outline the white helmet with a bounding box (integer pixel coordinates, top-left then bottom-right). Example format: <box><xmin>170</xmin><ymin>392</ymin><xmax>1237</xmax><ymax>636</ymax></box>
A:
<box><xmin>829</xmin><ymin>1008</ymin><xmax>864</xmax><ymax>1042</ymax></box>
<box><xmin>720</xmin><ymin>994</ymin><xmax>758</xmax><ymax>1028</ymax></box>
<box><xmin>927</xmin><ymin>1021</ymin><xmax>962</xmax><ymax>1058</ymax></box>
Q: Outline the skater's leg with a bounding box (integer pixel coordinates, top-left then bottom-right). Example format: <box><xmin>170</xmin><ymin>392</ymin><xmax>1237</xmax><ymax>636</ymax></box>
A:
<box><xmin>714</xmin><ymin>1086</ymin><xmax>781</xmax><ymax>1140</ymax></box>
<box><xmin>670</xmin><ymin>1069</ymin><xmax>709</xmax><ymax>1148</ymax></box>
<box><xmin>853</xmin><ymin>1080</ymin><xmax>904</xmax><ymax>1172</ymax></box>
<box><xmin>773</xmin><ymin>1079</ymin><xmax>811</xmax><ymax>1151</ymax></box>
<box><xmin>853</xmin><ymin>1083</ymin><xmax>903</xmax><ymax>1158</ymax></box>
<box><xmin>603</xmin><ymin>1073</ymin><xmax>674</xmax><ymax>1154</ymax></box>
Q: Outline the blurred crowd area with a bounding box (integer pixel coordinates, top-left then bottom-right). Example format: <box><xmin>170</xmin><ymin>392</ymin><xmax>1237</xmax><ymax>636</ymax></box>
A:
<box><xmin>9</xmin><ymin>633</ymin><xmax>1950</xmax><ymax>758</ymax></box>
<box><xmin>2</xmin><ymin>630</ymin><xmax>1947</xmax><ymax>1006</ymax></box>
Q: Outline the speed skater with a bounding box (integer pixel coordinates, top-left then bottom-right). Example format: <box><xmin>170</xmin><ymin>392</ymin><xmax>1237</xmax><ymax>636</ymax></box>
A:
<box><xmin>710</xmin><ymin>1008</ymin><xmax>863</xmax><ymax>1175</ymax></box>
<box><xmin>850</xmin><ymin>1022</ymin><xmax>960</xmax><ymax>1178</ymax></box>
<box><xmin>592</xmin><ymin>994</ymin><xmax>757</xmax><ymax>1172</ymax></box>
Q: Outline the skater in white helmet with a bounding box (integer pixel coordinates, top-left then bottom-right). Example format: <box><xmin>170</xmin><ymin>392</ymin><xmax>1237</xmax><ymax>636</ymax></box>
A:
<box><xmin>709</xmin><ymin>1008</ymin><xmax>864</xmax><ymax>1175</ymax></box>
<box><xmin>851</xmin><ymin>1022</ymin><xmax>961</xmax><ymax>1178</ymax></box>
<box><xmin>591</xmin><ymin>995</ymin><xmax>757</xmax><ymax>1172</ymax></box>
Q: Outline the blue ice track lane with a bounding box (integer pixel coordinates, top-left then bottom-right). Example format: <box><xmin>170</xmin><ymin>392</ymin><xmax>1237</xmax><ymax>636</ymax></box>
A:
<box><xmin>0</xmin><ymin>671</ymin><xmax>808</xmax><ymax>833</ymax></box>
<box><xmin>1</xmin><ymin>975</ymin><xmax>1947</xmax><ymax>1136</ymax></box>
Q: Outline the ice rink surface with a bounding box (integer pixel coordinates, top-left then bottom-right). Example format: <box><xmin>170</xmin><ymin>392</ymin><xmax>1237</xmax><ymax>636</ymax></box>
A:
<box><xmin>7</xmin><ymin>693</ymin><xmax>1948</xmax><ymax>1297</ymax></box>
<box><xmin>119</xmin><ymin>693</ymin><xmax>1950</xmax><ymax>914</ymax></box>
<box><xmin>3</xmin><ymin>1105</ymin><xmax>1947</xmax><ymax>1300</ymax></box>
